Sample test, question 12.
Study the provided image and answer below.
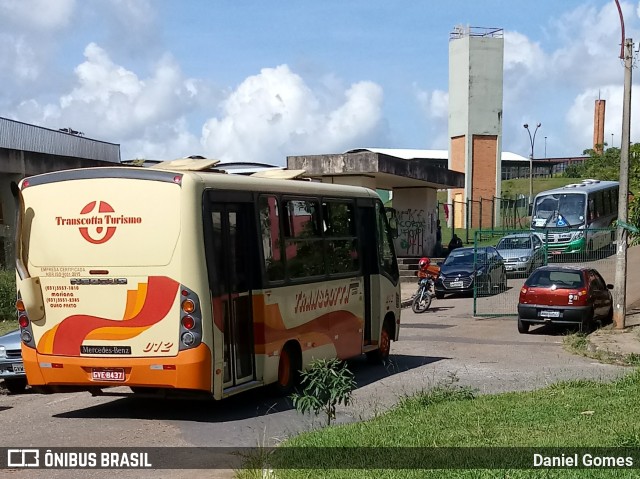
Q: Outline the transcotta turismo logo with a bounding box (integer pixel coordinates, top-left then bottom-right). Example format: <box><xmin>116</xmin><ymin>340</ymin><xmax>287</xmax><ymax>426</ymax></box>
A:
<box><xmin>55</xmin><ymin>201</ymin><xmax>142</xmax><ymax>244</ymax></box>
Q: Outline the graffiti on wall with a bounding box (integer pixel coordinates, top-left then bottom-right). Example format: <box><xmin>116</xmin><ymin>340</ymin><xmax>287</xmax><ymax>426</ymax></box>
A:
<box><xmin>398</xmin><ymin>208</ymin><xmax>425</xmax><ymax>255</ymax></box>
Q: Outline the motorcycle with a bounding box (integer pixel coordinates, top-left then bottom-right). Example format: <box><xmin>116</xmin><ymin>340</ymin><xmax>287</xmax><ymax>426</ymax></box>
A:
<box><xmin>411</xmin><ymin>275</ymin><xmax>436</xmax><ymax>313</ymax></box>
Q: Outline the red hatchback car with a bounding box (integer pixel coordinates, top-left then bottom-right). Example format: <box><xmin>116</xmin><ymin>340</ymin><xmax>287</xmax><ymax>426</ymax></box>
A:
<box><xmin>517</xmin><ymin>266</ymin><xmax>613</xmax><ymax>334</ymax></box>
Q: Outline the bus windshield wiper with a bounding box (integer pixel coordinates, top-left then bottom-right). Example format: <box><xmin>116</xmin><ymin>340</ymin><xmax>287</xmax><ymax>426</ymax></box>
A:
<box><xmin>543</xmin><ymin>208</ymin><xmax>558</xmax><ymax>227</ymax></box>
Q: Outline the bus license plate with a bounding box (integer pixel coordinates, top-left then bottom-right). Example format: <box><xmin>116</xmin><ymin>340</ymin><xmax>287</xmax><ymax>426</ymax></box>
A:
<box><xmin>91</xmin><ymin>368</ymin><xmax>125</xmax><ymax>382</ymax></box>
<box><xmin>450</xmin><ymin>281</ymin><xmax>464</xmax><ymax>288</ymax></box>
<box><xmin>12</xmin><ymin>364</ymin><xmax>25</xmax><ymax>373</ymax></box>
<box><xmin>539</xmin><ymin>310</ymin><xmax>560</xmax><ymax>318</ymax></box>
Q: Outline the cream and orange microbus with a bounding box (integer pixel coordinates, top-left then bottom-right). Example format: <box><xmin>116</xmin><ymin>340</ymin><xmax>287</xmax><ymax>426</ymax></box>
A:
<box><xmin>14</xmin><ymin>159</ymin><xmax>401</xmax><ymax>399</ymax></box>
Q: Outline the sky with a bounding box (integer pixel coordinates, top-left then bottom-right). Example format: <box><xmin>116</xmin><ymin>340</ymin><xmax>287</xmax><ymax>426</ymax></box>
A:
<box><xmin>2</xmin><ymin>0</ymin><xmax>640</xmax><ymax>165</ymax></box>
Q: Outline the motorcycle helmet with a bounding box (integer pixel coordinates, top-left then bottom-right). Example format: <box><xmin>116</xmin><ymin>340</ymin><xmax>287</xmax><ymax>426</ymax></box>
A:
<box><xmin>418</xmin><ymin>257</ymin><xmax>430</xmax><ymax>270</ymax></box>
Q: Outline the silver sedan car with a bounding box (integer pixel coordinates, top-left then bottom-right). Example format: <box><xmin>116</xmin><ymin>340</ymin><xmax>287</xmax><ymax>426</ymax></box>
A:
<box><xmin>496</xmin><ymin>233</ymin><xmax>545</xmax><ymax>276</ymax></box>
<box><xmin>0</xmin><ymin>329</ymin><xmax>27</xmax><ymax>394</ymax></box>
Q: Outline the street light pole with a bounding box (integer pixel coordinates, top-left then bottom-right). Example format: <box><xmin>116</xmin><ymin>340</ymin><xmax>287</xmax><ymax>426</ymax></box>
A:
<box><xmin>524</xmin><ymin>122</ymin><xmax>542</xmax><ymax>206</ymax></box>
<box><xmin>544</xmin><ymin>136</ymin><xmax>547</xmax><ymax>158</ymax></box>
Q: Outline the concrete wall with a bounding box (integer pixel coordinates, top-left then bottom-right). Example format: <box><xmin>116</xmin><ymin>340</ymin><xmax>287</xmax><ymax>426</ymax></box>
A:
<box><xmin>392</xmin><ymin>187</ymin><xmax>438</xmax><ymax>257</ymax></box>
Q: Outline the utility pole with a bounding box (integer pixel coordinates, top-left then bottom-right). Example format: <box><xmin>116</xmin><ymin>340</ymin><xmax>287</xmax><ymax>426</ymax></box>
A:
<box><xmin>613</xmin><ymin>36</ymin><xmax>633</xmax><ymax>329</ymax></box>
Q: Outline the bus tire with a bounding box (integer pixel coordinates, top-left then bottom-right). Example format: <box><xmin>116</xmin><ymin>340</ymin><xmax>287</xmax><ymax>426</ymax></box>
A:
<box><xmin>274</xmin><ymin>343</ymin><xmax>300</xmax><ymax>395</ymax></box>
<box><xmin>4</xmin><ymin>378</ymin><xmax>27</xmax><ymax>394</ymax></box>
<box><xmin>367</xmin><ymin>319</ymin><xmax>393</xmax><ymax>364</ymax></box>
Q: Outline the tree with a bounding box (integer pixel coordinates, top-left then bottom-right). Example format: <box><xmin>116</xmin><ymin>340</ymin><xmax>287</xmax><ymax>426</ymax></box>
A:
<box><xmin>566</xmin><ymin>144</ymin><xmax>640</xmax><ymax>244</ymax></box>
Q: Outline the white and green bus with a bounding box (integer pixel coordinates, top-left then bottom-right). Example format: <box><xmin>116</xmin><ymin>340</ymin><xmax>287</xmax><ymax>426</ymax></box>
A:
<box><xmin>530</xmin><ymin>179</ymin><xmax>619</xmax><ymax>254</ymax></box>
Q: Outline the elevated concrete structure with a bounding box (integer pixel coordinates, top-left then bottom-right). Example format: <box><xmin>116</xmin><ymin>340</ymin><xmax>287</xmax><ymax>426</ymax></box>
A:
<box><xmin>448</xmin><ymin>26</ymin><xmax>504</xmax><ymax>228</ymax></box>
<box><xmin>287</xmin><ymin>149</ymin><xmax>464</xmax><ymax>258</ymax></box>
<box><xmin>0</xmin><ymin>117</ymin><xmax>121</xmax><ymax>267</ymax></box>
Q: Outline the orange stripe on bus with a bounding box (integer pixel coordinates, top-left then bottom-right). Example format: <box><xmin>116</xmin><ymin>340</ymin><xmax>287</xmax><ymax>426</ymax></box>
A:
<box><xmin>50</xmin><ymin>276</ymin><xmax>179</xmax><ymax>356</ymax></box>
<box><xmin>85</xmin><ymin>326</ymin><xmax>150</xmax><ymax>341</ymax></box>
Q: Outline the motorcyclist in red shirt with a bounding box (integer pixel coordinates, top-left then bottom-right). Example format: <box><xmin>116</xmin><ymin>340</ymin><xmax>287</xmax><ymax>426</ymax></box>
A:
<box><xmin>416</xmin><ymin>257</ymin><xmax>440</xmax><ymax>280</ymax></box>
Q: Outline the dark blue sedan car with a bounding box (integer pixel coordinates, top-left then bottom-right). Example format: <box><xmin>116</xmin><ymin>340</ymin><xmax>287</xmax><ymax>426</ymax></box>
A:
<box><xmin>434</xmin><ymin>246</ymin><xmax>507</xmax><ymax>299</ymax></box>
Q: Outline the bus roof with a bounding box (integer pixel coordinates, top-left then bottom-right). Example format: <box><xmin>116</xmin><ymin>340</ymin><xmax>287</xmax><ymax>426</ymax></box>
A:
<box><xmin>534</xmin><ymin>180</ymin><xmax>618</xmax><ymax>198</ymax></box>
<box><xmin>21</xmin><ymin>166</ymin><xmax>380</xmax><ymax>200</ymax></box>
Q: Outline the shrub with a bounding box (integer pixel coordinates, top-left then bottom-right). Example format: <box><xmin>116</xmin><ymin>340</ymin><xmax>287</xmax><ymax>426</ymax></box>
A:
<box><xmin>0</xmin><ymin>270</ymin><xmax>16</xmax><ymax>321</ymax></box>
<box><xmin>290</xmin><ymin>358</ymin><xmax>356</xmax><ymax>426</ymax></box>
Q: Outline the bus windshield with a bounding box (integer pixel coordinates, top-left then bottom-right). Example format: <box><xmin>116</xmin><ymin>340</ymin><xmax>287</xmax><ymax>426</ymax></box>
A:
<box><xmin>531</xmin><ymin>193</ymin><xmax>586</xmax><ymax>228</ymax></box>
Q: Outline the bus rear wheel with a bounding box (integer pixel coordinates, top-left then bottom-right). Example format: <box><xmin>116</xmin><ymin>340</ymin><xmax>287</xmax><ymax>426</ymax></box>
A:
<box><xmin>4</xmin><ymin>378</ymin><xmax>27</xmax><ymax>394</ymax></box>
<box><xmin>367</xmin><ymin>319</ymin><xmax>392</xmax><ymax>364</ymax></box>
<box><xmin>274</xmin><ymin>343</ymin><xmax>300</xmax><ymax>395</ymax></box>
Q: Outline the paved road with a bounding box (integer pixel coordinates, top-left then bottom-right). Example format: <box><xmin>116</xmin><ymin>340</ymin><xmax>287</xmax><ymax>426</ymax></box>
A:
<box><xmin>0</xmin><ymin>294</ymin><xmax>630</xmax><ymax>479</ymax></box>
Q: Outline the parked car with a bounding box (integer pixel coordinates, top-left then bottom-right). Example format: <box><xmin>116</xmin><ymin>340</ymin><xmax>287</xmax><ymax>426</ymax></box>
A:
<box><xmin>517</xmin><ymin>266</ymin><xmax>613</xmax><ymax>334</ymax></box>
<box><xmin>496</xmin><ymin>233</ymin><xmax>545</xmax><ymax>276</ymax></box>
<box><xmin>0</xmin><ymin>329</ymin><xmax>27</xmax><ymax>394</ymax></box>
<box><xmin>434</xmin><ymin>246</ymin><xmax>507</xmax><ymax>299</ymax></box>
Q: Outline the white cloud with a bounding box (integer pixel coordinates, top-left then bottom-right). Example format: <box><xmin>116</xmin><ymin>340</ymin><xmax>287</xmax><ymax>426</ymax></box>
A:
<box><xmin>504</xmin><ymin>31</ymin><xmax>546</xmax><ymax>74</ymax></box>
<box><xmin>566</xmin><ymin>85</ymin><xmax>640</xmax><ymax>151</ymax></box>
<box><xmin>0</xmin><ymin>0</ymin><xmax>76</xmax><ymax>31</ymax></box>
<box><xmin>415</xmin><ymin>86</ymin><xmax>448</xmax><ymax>119</ymax></box>
<box><xmin>16</xmin><ymin>43</ymin><xmax>202</xmax><ymax>159</ymax></box>
<box><xmin>547</xmin><ymin>3</ymin><xmax>626</xmax><ymax>87</ymax></box>
<box><xmin>201</xmin><ymin>65</ymin><xmax>384</xmax><ymax>165</ymax></box>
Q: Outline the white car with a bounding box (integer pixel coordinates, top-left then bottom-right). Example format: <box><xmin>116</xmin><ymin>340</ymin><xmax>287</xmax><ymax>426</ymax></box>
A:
<box><xmin>0</xmin><ymin>330</ymin><xmax>27</xmax><ymax>394</ymax></box>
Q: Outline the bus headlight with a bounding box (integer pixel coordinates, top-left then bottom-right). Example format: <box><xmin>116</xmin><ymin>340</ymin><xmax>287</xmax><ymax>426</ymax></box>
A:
<box><xmin>573</xmin><ymin>230</ymin><xmax>585</xmax><ymax>240</ymax></box>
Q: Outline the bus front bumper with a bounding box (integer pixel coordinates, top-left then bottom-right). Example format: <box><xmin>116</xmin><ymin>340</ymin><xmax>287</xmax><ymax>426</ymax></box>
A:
<box><xmin>21</xmin><ymin>343</ymin><xmax>212</xmax><ymax>393</ymax></box>
<box><xmin>546</xmin><ymin>237</ymin><xmax>585</xmax><ymax>255</ymax></box>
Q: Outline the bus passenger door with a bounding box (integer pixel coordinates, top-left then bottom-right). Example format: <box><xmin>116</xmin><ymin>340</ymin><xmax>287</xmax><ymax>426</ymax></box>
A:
<box><xmin>207</xmin><ymin>198</ymin><xmax>256</xmax><ymax>389</ymax></box>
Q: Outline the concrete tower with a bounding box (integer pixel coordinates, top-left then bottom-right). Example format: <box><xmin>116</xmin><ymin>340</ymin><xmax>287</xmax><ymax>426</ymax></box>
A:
<box><xmin>448</xmin><ymin>26</ymin><xmax>504</xmax><ymax>228</ymax></box>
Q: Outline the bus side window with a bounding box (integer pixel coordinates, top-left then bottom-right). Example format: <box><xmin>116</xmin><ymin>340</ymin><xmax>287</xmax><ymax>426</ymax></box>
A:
<box><xmin>259</xmin><ymin>196</ymin><xmax>285</xmax><ymax>282</ymax></box>
<box><xmin>324</xmin><ymin>201</ymin><xmax>359</xmax><ymax>274</ymax></box>
<box><xmin>375</xmin><ymin>201</ymin><xmax>398</xmax><ymax>281</ymax></box>
<box><xmin>603</xmin><ymin>190</ymin><xmax>611</xmax><ymax>216</ymax></box>
<box><xmin>283</xmin><ymin>198</ymin><xmax>324</xmax><ymax>279</ymax></box>
<box><xmin>594</xmin><ymin>191</ymin><xmax>603</xmax><ymax>219</ymax></box>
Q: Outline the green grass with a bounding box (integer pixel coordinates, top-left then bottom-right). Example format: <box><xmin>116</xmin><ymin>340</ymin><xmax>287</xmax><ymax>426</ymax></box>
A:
<box><xmin>250</xmin><ymin>371</ymin><xmax>640</xmax><ymax>478</ymax></box>
<box><xmin>436</xmin><ymin>177</ymin><xmax>584</xmax><ymax>205</ymax></box>
<box><xmin>0</xmin><ymin>319</ymin><xmax>17</xmax><ymax>336</ymax></box>
<box><xmin>564</xmin><ymin>330</ymin><xmax>640</xmax><ymax>367</ymax></box>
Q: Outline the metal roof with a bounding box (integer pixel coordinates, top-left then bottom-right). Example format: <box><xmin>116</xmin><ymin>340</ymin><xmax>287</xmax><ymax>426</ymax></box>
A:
<box><xmin>347</xmin><ymin>148</ymin><xmax>588</xmax><ymax>166</ymax></box>
<box><xmin>0</xmin><ymin>117</ymin><xmax>120</xmax><ymax>163</ymax></box>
